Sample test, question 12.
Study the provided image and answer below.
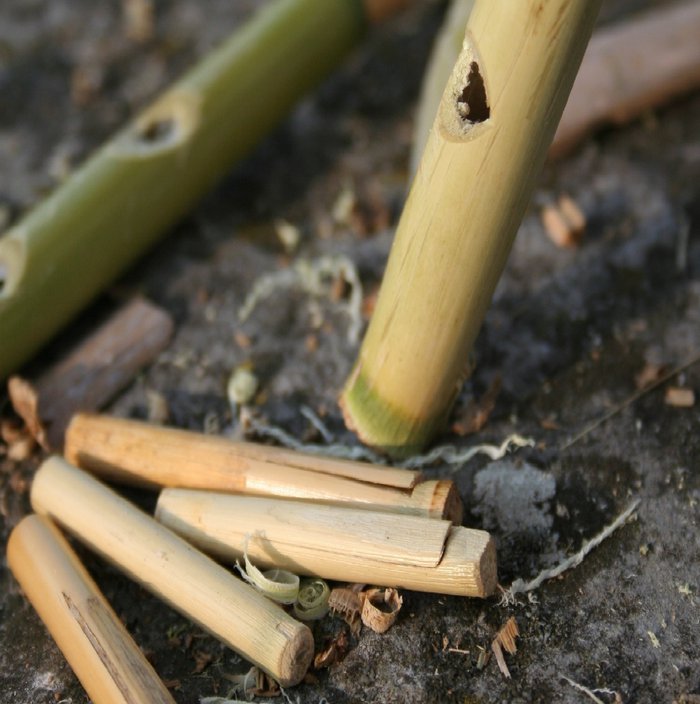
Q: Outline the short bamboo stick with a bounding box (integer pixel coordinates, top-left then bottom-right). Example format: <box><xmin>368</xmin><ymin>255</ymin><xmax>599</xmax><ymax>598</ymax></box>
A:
<box><xmin>156</xmin><ymin>490</ymin><xmax>497</xmax><ymax>597</ymax></box>
<box><xmin>7</xmin><ymin>514</ymin><xmax>175</xmax><ymax>704</ymax></box>
<box><xmin>0</xmin><ymin>0</ymin><xmax>408</xmax><ymax>380</ymax></box>
<box><xmin>30</xmin><ymin>457</ymin><xmax>314</xmax><ymax>687</ymax></box>
<box><xmin>9</xmin><ymin>298</ymin><xmax>172</xmax><ymax>450</ymax></box>
<box><xmin>341</xmin><ymin>0</ymin><xmax>601</xmax><ymax>455</ymax></box>
<box><xmin>64</xmin><ymin>414</ymin><xmax>463</xmax><ymax>523</ymax></box>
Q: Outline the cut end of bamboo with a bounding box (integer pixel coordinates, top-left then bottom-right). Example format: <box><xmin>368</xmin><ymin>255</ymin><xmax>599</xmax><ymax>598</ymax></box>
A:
<box><xmin>476</xmin><ymin>532</ymin><xmax>497</xmax><ymax>597</ymax></box>
<box><xmin>411</xmin><ymin>479</ymin><xmax>464</xmax><ymax>524</ymax></box>
<box><xmin>276</xmin><ymin>620</ymin><xmax>315</xmax><ymax>687</ymax></box>
<box><xmin>339</xmin><ymin>365</ymin><xmax>447</xmax><ymax>458</ymax></box>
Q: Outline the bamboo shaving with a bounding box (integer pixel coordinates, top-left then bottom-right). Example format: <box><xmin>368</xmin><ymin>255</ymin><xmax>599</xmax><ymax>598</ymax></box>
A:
<box><xmin>491</xmin><ymin>617</ymin><xmax>519</xmax><ymax>678</ymax></box>
<box><xmin>293</xmin><ymin>578</ymin><xmax>330</xmax><ymax>621</ymax></box>
<box><xmin>501</xmin><ymin>500</ymin><xmax>640</xmax><ymax>603</ymax></box>
<box><xmin>238</xmin><ymin>255</ymin><xmax>363</xmax><ymax>344</ymax></box>
<box><xmin>236</xmin><ymin>535</ymin><xmax>299</xmax><ymax>605</ymax></box>
<box><xmin>361</xmin><ymin>588</ymin><xmax>403</xmax><ymax>633</ymax></box>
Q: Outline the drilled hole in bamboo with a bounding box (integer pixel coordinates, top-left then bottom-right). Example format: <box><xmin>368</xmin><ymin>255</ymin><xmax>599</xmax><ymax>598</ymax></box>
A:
<box><xmin>137</xmin><ymin>117</ymin><xmax>176</xmax><ymax>144</ymax></box>
<box><xmin>457</xmin><ymin>61</ymin><xmax>490</xmax><ymax>123</ymax></box>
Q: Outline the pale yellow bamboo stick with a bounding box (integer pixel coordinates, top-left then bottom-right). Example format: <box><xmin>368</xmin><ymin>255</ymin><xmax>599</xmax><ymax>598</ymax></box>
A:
<box><xmin>156</xmin><ymin>490</ymin><xmax>497</xmax><ymax>597</ymax></box>
<box><xmin>341</xmin><ymin>0</ymin><xmax>601</xmax><ymax>455</ymax></box>
<box><xmin>64</xmin><ymin>414</ymin><xmax>463</xmax><ymax>523</ymax></box>
<box><xmin>7</xmin><ymin>514</ymin><xmax>175</xmax><ymax>704</ymax></box>
<box><xmin>30</xmin><ymin>457</ymin><xmax>313</xmax><ymax>687</ymax></box>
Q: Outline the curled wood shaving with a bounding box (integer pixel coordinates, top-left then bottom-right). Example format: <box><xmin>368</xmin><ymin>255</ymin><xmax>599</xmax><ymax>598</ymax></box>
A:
<box><xmin>360</xmin><ymin>588</ymin><xmax>403</xmax><ymax>634</ymax></box>
<box><xmin>236</xmin><ymin>535</ymin><xmax>299</xmax><ymax>604</ymax></box>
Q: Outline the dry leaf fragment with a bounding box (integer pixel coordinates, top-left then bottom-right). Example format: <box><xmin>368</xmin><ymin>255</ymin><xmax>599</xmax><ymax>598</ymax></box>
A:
<box><xmin>452</xmin><ymin>375</ymin><xmax>501</xmax><ymax>436</ymax></box>
<box><xmin>664</xmin><ymin>387</ymin><xmax>695</xmax><ymax>408</ymax></box>
<box><xmin>360</xmin><ymin>588</ymin><xmax>403</xmax><ymax>634</ymax></box>
<box><xmin>635</xmin><ymin>362</ymin><xmax>667</xmax><ymax>390</ymax></box>
<box><xmin>313</xmin><ymin>631</ymin><xmax>349</xmax><ymax>670</ymax></box>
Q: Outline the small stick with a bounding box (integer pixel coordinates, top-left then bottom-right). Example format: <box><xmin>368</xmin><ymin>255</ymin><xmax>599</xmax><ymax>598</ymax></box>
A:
<box><xmin>30</xmin><ymin>457</ymin><xmax>314</xmax><ymax>687</ymax></box>
<box><xmin>156</xmin><ymin>490</ymin><xmax>497</xmax><ymax>597</ymax></box>
<box><xmin>551</xmin><ymin>0</ymin><xmax>700</xmax><ymax>158</ymax></box>
<box><xmin>7</xmin><ymin>514</ymin><xmax>175</xmax><ymax>704</ymax></box>
<box><xmin>64</xmin><ymin>414</ymin><xmax>463</xmax><ymax>524</ymax></box>
<box><xmin>341</xmin><ymin>0</ymin><xmax>601</xmax><ymax>456</ymax></box>
<box><xmin>8</xmin><ymin>298</ymin><xmax>173</xmax><ymax>450</ymax></box>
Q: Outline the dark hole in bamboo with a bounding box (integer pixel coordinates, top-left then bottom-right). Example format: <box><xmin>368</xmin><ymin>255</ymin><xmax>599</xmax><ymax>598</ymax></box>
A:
<box><xmin>457</xmin><ymin>62</ymin><xmax>490</xmax><ymax>123</ymax></box>
<box><xmin>137</xmin><ymin>117</ymin><xmax>175</xmax><ymax>143</ymax></box>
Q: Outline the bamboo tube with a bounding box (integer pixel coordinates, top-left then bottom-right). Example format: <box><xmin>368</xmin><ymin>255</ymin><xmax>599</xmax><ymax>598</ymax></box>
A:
<box><xmin>64</xmin><ymin>413</ymin><xmax>463</xmax><ymax>523</ymax></box>
<box><xmin>0</xmin><ymin>0</ymin><xmax>408</xmax><ymax>381</ymax></box>
<box><xmin>341</xmin><ymin>0</ymin><xmax>601</xmax><ymax>456</ymax></box>
<box><xmin>551</xmin><ymin>0</ymin><xmax>700</xmax><ymax>158</ymax></box>
<box><xmin>7</xmin><ymin>515</ymin><xmax>175</xmax><ymax>704</ymax></box>
<box><xmin>30</xmin><ymin>457</ymin><xmax>314</xmax><ymax>687</ymax></box>
<box><xmin>156</xmin><ymin>490</ymin><xmax>497</xmax><ymax>597</ymax></box>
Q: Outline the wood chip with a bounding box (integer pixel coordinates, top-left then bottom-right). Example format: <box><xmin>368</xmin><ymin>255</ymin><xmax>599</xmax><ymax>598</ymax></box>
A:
<box><xmin>491</xmin><ymin>617</ymin><xmax>519</xmax><ymax>678</ymax></box>
<box><xmin>635</xmin><ymin>362</ymin><xmax>667</xmax><ymax>390</ymax></box>
<box><xmin>664</xmin><ymin>387</ymin><xmax>695</xmax><ymax>408</ymax></box>
<box><xmin>360</xmin><ymin>588</ymin><xmax>403</xmax><ymax>634</ymax></box>
<box><xmin>8</xmin><ymin>297</ymin><xmax>173</xmax><ymax>450</ymax></box>
<box><xmin>541</xmin><ymin>195</ymin><xmax>586</xmax><ymax>248</ymax></box>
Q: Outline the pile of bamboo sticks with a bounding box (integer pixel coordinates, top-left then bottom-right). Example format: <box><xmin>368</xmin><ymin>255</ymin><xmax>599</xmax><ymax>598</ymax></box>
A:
<box><xmin>8</xmin><ymin>413</ymin><xmax>497</xmax><ymax>700</ymax></box>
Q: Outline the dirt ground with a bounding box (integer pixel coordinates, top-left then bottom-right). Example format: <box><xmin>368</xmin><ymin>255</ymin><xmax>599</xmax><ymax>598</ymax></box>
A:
<box><xmin>1</xmin><ymin>1</ymin><xmax>699</xmax><ymax>702</ymax></box>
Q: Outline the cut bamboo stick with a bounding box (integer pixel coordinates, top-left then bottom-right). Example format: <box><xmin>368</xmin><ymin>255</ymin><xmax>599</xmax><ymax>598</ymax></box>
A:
<box><xmin>341</xmin><ymin>0</ymin><xmax>601</xmax><ymax>456</ymax></box>
<box><xmin>7</xmin><ymin>514</ymin><xmax>175</xmax><ymax>704</ymax></box>
<box><xmin>0</xmin><ymin>0</ymin><xmax>409</xmax><ymax>381</ymax></box>
<box><xmin>156</xmin><ymin>490</ymin><xmax>497</xmax><ymax>597</ymax></box>
<box><xmin>64</xmin><ymin>413</ymin><xmax>463</xmax><ymax>523</ymax></box>
<box><xmin>551</xmin><ymin>0</ymin><xmax>700</xmax><ymax>158</ymax></box>
<box><xmin>8</xmin><ymin>298</ymin><xmax>173</xmax><ymax>450</ymax></box>
<box><xmin>30</xmin><ymin>457</ymin><xmax>314</xmax><ymax>687</ymax></box>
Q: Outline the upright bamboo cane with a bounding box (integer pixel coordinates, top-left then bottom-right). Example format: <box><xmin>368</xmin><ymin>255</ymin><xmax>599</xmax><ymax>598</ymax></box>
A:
<box><xmin>341</xmin><ymin>0</ymin><xmax>601</xmax><ymax>455</ymax></box>
<box><xmin>0</xmin><ymin>0</ymin><xmax>408</xmax><ymax>380</ymax></box>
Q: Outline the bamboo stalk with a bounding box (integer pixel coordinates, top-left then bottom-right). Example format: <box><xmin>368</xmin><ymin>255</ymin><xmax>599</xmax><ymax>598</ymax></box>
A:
<box><xmin>551</xmin><ymin>0</ymin><xmax>700</xmax><ymax>157</ymax></box>
<box><xmin>8</xmin><ymin>298</ymin><xmax>173</xmax><ymax>450</ymax></box>
<box><xmin>30</xmin><ymin>457</ymin><xmax>314</xmax><ymax>687</ymax></box>
<box><xmin>64</xmin><ymin>413</ymin><xmax>463</xmax><ymax>523</ymax></box>
<box><xmin>156</xmin><ymin>490</ymin><xmax>497</xmax><ymax>597</ymax></box>
<box><xmin>341</xmin><ymin>0</ymin><xmax>601</xmax><ymax>456</ymax></box>
<box><xmin>0</xmin><ymin>0</ymin><xmax>408</xmax><ymax>381</ymax></box>
<box><xmin>7</xmin><ymin>514</ymin><xmax>175</xmax><ymax>704</ymax></box>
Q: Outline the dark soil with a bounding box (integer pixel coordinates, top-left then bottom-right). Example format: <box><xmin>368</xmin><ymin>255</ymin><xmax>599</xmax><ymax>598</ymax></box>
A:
<box><xmin>1</xmin><ymin>1</ymin><xmax>699</xmax><ymax>703</ymax></box>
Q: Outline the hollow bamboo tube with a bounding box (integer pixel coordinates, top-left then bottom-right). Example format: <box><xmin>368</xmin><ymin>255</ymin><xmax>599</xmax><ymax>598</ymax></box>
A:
<box><xmin>156</xmin><ymin>490</ymin><xmax>497</xmax><ymax>597</ymax></box>
<box><xmin>0</xmin><ymin>0</ymin><xmax>406</xmax><ymax>381</ymax></box>
<box><xmin>341</xmin><ymin>0</ymin><xmax>601</xmax><ymax>456</ymax></box>
<box><xmin>30</xmin><ymin>457</ymin><xmax>313</xmax><ymax>687</ymax></box>
<box><xmin>7</xmin><ymin>515</ymin><xmax>175</xmax><ymax>704</ymax></box>
<box><xmin>64</xmin><ymin>414</ymin><xmax>463</xmax><ymax>523</ymax></box>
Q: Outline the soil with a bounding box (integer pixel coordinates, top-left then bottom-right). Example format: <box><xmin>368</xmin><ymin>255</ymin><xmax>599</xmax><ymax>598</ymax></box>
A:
<box><xmin>1</xmin><ymin>1</ymin><xmax>699</xmax><ymax>703</ymax></box>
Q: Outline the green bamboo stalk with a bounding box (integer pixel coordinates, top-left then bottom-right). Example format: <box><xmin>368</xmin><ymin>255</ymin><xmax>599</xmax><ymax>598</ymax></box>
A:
<box><xmin>0</xmin><ymin>0</ymin><xmax>402</xmax><ymax>380</ymax></box>
<box><xmin>341</xmin><ymin>0</ymin><xmax>601</xmax><ymax>457</ymax></box>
